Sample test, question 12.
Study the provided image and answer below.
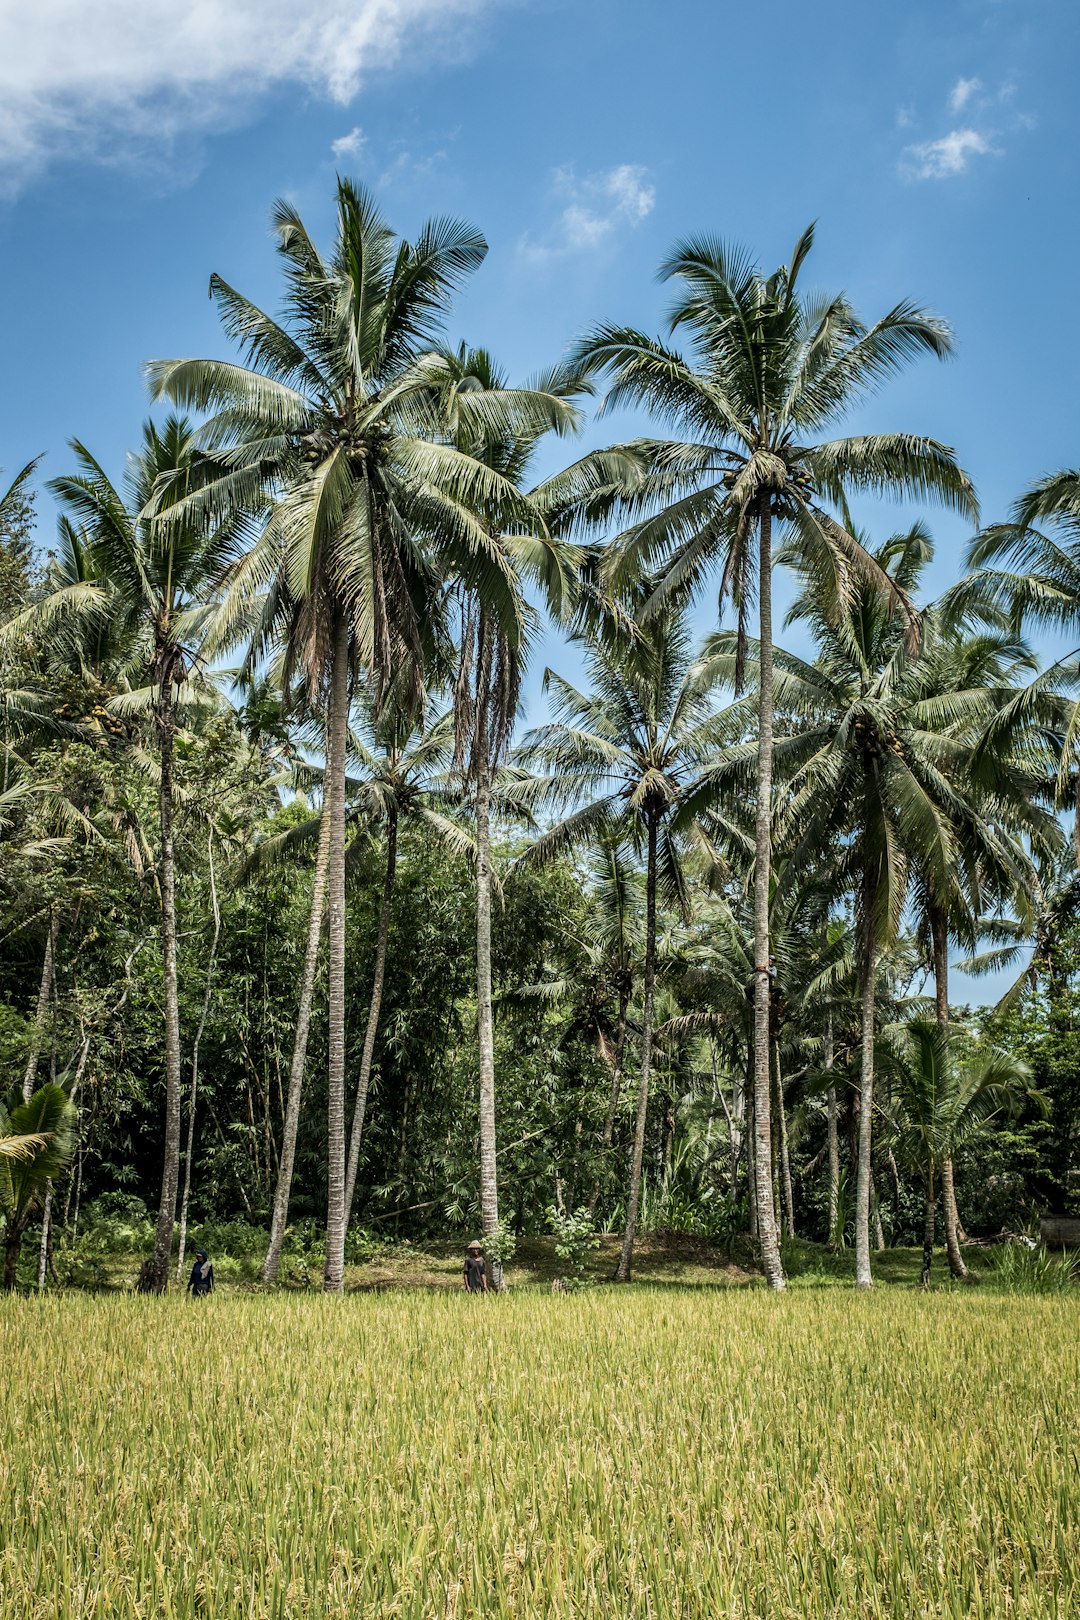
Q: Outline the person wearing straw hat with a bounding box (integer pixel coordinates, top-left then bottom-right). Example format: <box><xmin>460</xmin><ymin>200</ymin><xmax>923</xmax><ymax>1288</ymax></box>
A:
<box><xmin>463</xmin><ymin>1240</ymin><xmax>488</xmax><ymax>1293</ymax></box>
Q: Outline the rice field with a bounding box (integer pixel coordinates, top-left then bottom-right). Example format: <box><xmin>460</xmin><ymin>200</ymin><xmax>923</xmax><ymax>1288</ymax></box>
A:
<box><xmin>2</xmin><ymin>1288</ymin><xmax>1077</xmax><ymax>1618</ymax></box>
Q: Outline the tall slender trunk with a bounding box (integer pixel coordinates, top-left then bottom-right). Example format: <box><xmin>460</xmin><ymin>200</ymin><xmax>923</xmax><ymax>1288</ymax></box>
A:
<box><xmin>825</xmin><ymin>1011</ymin><xmax>840</xmax><ymax>1248</ymax></box>
<box><xmin>774</xmin><ymin>1040</ymin><xmax>795</xmax><ymax>1241</ymax></box>
<box><xmin>752</xmin><ymin>494</ymin><xmax>785</xmax><ymax>1288</ymax></box>
<box><xmin>176</xmin><ymin>832</ymin><xmax>221</xmax><ymax>1280</ymax></box>
<box><xmin>23</xmin><ymin>911</ymin><xmax>59</xmax><ymax>1101</ymax></box>
<box><xmin>921</xmin><ymin>1164</ymin><xmax>936</xmax><ymax>1288</ymax></box>
<box><xmin>323</xmin><ymin>617</ymin><xmax>350</xmax><ymax>1294</ymax></box>
<box><xmin>616</xmin><ymin>811</ymin><xmax>658</xmax><ymax>1282</ymax></box>
<box><xmin>344</xmin><ymin>804</ymin><xmax>398</xmax><ymax>1225</ymax></box>
<box><xmin>475</xmin><ymin>738</ymin><xmax>502</xmax><ymax>1290</ymax></box>
<box><xmin>262</xmin><ymin>775</ymin><xmax>333</xmax><ymax>1284</ymax></box>
<box><xmin>854</xmin><ymin>869</ymin><xmax>877</xmax><ymax>1290</ymax></box>
<box><xmin>746</xmin><ymin>1042</ymin><xmax>758</xmax><ymax>1238</ymax></box>
<box><xmin>36</xmin><ymin>1189</ymin><xmax>52</xmax><ymax>1289</ymax></box>
<box><xmin>930</xmin><ymin>904</ymin><xmax>968</xmax><ymax>1279</ymax></box>
<box><xmin>871</xmin><ymin>1179</ymin><xmax>885</xmax><ymax>1251</ymax></box>
<box><xmin>587</xmin><ymin>993</ymin><xmax>628</xmax><ymax>1220</ymax></box>
<box><xmin>149</xmin><ymin>678</ymin><xmax>183</xmax><ymax>1293</ymax></box>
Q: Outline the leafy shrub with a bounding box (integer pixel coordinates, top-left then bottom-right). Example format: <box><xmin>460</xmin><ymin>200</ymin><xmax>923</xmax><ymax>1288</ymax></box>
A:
<box><xmin>548</xmin><ymin>1207</ymin><xmax>600</xmax><ymax>1287</ymax></box>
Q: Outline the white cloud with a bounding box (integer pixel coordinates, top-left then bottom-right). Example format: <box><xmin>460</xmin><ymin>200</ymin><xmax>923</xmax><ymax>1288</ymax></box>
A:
<box><xmin>0</xmin><ymin>0</ymin><xmax>497</xmax><ymax>192</ymax></box>
<box><xmin>900</xmin><ymin>127</ymin><xmax>996</xmax><ymax>181</ymax></box>
<box><xmin>523</xmin><ymin>163</ymin><xmax>655</xmax><ymax>261</ymax></box>
<box><xmin>948</xmin><ymin>76</ymin><xmax>982</xmax><ymax>114</ymax></box>
<box><xmin>331</xmin><ymin>126</ymin><xmax>366</xmax><ymax>161</ymax></box>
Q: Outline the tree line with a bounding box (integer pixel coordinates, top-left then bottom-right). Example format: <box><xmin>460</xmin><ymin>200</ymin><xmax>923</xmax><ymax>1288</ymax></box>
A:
<box><xmin>3</xmin><ymin>180</ymin><xmax>1079</xmax><ymax>1293</ymax></box>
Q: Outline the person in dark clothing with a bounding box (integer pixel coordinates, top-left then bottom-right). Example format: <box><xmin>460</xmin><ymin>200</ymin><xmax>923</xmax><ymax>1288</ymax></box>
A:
<box><xmin>463</xmin><ymin>1240</ymin><xmax>488</xmax><ymax>1293</ymax></box>
<box><xmin>186</xmin><ymin>1250</ymin><xmax>214</xmax><ymax>1297</ymax></box>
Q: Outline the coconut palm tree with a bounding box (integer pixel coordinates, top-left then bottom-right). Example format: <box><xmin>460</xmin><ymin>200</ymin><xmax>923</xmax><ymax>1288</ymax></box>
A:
<box><xmin>149</xmin><ymin>181</ymin><xmax>540</xmax><ymax>1291</ymax></box>
<box><xmin>571</xmin><ymin>223</ymin><xmax>976</xmax><ymax>1289</ymax></box>
<box><xmin>12</xmin><ymin>421</ymin><xmax>234</xmax><ymax>1292</ymax></box>
<box><xmin>516</xmin><ymin>605</ymin><xmax>728</xmax><ymax>1279</ymax></box>
<box><xmin>420</xmin><ymin>344</ymin><xmax>582</xmax><ymax>1289</ymax></box>
<box><xmin>879</xmin><ymin>1018</ymin><xmax>1040</xmax><ymax>1286</ymax></box>
<box><xmin>0</xmin><ymin>1082</ymin><xmax>75</xmax><ymax>1289</ymax></box>
<box><xmin>342</xmin><ymin>700</ymin><xmax>477</xmax><ymax>1225</ymax></box>
<box><xmin>732</xmin><ymin>527</ymin><xmax>1048</xmax><ymax>1285</ymax></box>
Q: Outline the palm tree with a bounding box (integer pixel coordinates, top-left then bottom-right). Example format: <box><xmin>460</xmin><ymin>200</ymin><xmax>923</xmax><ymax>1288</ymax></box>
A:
<box><xmin>149</xmin><ymin>181</ymin><xmax>538</xmax><ymax>1291</ymax></box>
<box><xmin>17</xmin><ymin>421</ymin><xmax>233</xmax><ymax>1292</ymax></box>
<box><xmin>517</xmin><ymin>605</ymin><xmax>727</xmax><ymax>1279</ymax></box>
<box><xmin>342</xmin><ymin>701</ymin><xmax>475</xmax><ymax>1225</ymax></box>
<box><xmin>879</xmin><ymin>1018</ymin><xmax>1039</xmax><ymax>1286</ymax></box>
<box><xmin>906</xmin><ymin>610</ymin><xmax>1059</xmax><ymax>1276</ymax></box>
<box><xmin>0</xmin><ymin>1083</ymin><xmax>75</xmax><ymax>1289</ymax></box>
<box><xmin>744</xmin><ymin>528</ymin><xmax>1046</xmax><ymax>1285</ymax></box>
<box><xmin>423</xmin><ymin>345</ymin><xmax>582</xmax><ymax>1289</ymax></box>
<box><xmin>571</xmin><ymin>223</ymin><xmax>976</xmax><ymax>1288</ymax></box>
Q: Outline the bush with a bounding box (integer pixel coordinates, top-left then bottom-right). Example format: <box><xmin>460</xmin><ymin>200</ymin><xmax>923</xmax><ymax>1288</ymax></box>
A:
<box><xmin>548</xmin><ymin>1207</ymin><xmax>600</xmax><ymax>1288</ymax></box>
<box><xmin>987</xmin><ymin>1240</ymin><xmax>1080</xmax><ymax>1294</ymax></box>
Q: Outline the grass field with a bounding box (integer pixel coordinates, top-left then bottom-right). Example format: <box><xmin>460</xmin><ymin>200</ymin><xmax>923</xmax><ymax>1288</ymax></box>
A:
<box><xmin>2</xmin><ymin>1287</ymin><xmax>1077</xmax><ymax>1618</ymax></box>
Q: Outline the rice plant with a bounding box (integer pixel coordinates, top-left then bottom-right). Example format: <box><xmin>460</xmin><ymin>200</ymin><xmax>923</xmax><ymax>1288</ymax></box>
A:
<box><xmin>2</xmin><ymin>1290</ymin><xmax>1078</xmax><ymax>1618</ymax></box>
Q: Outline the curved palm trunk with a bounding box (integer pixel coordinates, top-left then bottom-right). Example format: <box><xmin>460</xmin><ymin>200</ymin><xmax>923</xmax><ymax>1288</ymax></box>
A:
<box><xmin>149</xmin><ymin>679</ymin><xmax>183</xmax><ymax>1293</ymax></box>
<box><xmin>921</xmin><ymin>1164</ymin><xmax>936</xmax><ymax>1288</ymax></box>
<box><xmin>344</xmin><ymin>804</ymin><xmax>398</xmax><ymax>1225</ymax></box>
<box><xmin>323</xmin><ymin>618</ymin><xmax>350</xmax><ymax>1294</ymax></box>
<box><xmin>825</xmin><ymin>1012</ymin><xmax>840</xmax><ymax>1248</ymax></box>
<box><xmin>176</xmin><ymin>833</ymin><xmax>221</xmax><ymax>1280</ymax></box>
<box><xmin>262</xmin><ymin>780</ymin><xmax>333</xmax><ymax>1284</ymax></box>
<box><xmin>930</xmin><ymin>904</ymin><xmax>968</xmax><ymax>1279</ymax></box>
<box><xmin>854</xmin><ymin>871</ymin><xmax>877</xmax><ymax>1290</ymax></box>
<box><xmin>475</xmin><ymin>746</ymin><xmax>503</xmax><ymax>1291</ymax></box>
<box><xmin>751</xmin><ymin>494</ymin><xmax>785</xmax><ymax>1288</ymax></box>
<box><xmin>616</xmin><ymin>813</ymin><xmax>658</xmax><ymax>1283</ymax></box>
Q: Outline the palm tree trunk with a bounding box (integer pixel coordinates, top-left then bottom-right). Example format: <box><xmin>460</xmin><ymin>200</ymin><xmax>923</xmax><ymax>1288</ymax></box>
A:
<box><xmin>774</xmin><ymin>1039</ymin><xmax>795</xmax><ymax>1241</ymax></box>
<box><xmin>930</xmin><ymin>903</ymin><xmax>968</xmax><ymax>1279</ymax></box>
<box><xmin>344</xmin><ymin>803</ymin><xmax>398</xmax><ymax>1225</ymax></box>
<box><xmin>588</xmin><ymin>994</ymin><xmax>628</xmax><ymax>1220</ymax></box>
<box><xmin>475</xmin><ymin>741</ymin><xmax>502</xmax><ymax>1290</ymax></box>
<box><xmin>854</xmin><ymin>871</ymin><xmax>877</xmax><ymax>1290</ymax></box>
<box><xmin>921</xmin><ymin>1164</ymin><xmax>936</xmax><ymax>1288</ymax></box>
<box><xmin>616</xmin><ymin>811</ymin><xmax>658</xmax><ymax>1282</ymax></box>
<box><xmin>149</xmin><ymin>678</ymin><xmax>183</xmax><ymax>1293</ymax></box>
<box><xmin>323</xmin><ymin>616</ymin><xmax>350</xmax><ymax>1294</ymax></box>
<box><xmin>871</xmin><ymin>1179</ymin><xmax>885</xmax><ymax>1251</ymax></box>
<box><xmin>176</xmin><ymin>831</ymin><xmax>221</xmax><ymax>1280</ymax></box>
<box><xmin>23</xmin><ymin>911</ymin><xmax>59</xmax><ymax>1101</ymax></box>
<box><xmin>746</xmin><ymin>1042</ymin><xmax>758</xmax><ymax>1239</ymax></box>
<box><xmin>262</xmin><ymin>779</ymin><xmax>333</xmax><ymax>1284</ymax></box>
<box><xmin>752</xmin><ymin>493</ymin><xmax>785</xmax><ymax>1288</ymax></box>
<box><xmin>825</xmin><ymin>1011</ymin><xmax>840</xmax><ymax>1247</ymax></box>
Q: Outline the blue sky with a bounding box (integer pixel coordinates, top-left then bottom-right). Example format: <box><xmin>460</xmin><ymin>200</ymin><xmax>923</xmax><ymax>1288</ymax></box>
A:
<box><xmin>2</xmin><ymin>0</ymin><xmax>1078</xmax><ymax>999</ymax></box>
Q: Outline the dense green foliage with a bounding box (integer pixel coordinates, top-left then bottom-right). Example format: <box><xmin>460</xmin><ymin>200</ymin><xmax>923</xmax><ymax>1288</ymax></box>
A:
<box><xmin>2</xmin><ymin>186</ymin><xmax>1080</xmax><ymax>1294</ymax></box>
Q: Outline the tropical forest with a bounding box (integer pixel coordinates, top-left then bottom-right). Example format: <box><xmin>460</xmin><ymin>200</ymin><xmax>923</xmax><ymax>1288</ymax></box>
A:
<box><xmin>3</xmin><ymin>48</ymin><xmax>1080</xmax><ymax>1612</ymax></box>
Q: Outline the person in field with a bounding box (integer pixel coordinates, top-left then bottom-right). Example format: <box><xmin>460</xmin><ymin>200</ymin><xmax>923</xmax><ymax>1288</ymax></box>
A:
<box><xmin>463</xmin><ymin>1240</ymin><xmax>488</xmax><ymax>1293</ymax></box>
<box><xmin>186</xmin><ymin>1250</ymin><xmax>214</xmax><ymax>1297</ymax></box>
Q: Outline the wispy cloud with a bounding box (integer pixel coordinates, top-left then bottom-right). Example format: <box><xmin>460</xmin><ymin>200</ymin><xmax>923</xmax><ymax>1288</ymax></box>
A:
<box><xmin>948</xmin><ymin>76</ymin><xmax>982</xmax><ymax>114</ymax></box>
<box><xmin>522</xmin><ymin>164</ymin><xmax>655</xmax><ymax>262</ymax></box>
<box><xmin>897</xmin><ymin>73</ymin><xmax>1029</xmax><ymax>182</ymax></box>
<box><xmin>0</xmin><ymin>0</ymin><xmax>499</xmax><ymax>194</ymax></box>
<box><xmin>900</xmin><ymin>127</ymin><xmax>996</xmax><ymax>181</ymax></box>
<box><xmin>331</xmin><ymin>126</ymin><xmax>366</xmax><ymax>162</ymax></box>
